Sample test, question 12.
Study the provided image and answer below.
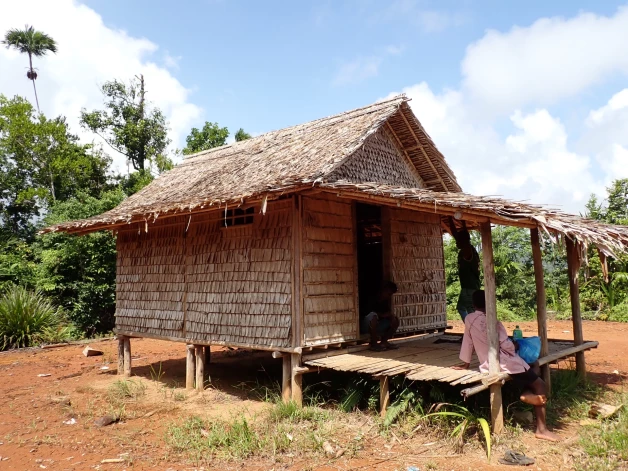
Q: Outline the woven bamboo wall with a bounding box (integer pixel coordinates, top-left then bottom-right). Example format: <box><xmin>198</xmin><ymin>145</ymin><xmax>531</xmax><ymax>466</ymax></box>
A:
<box><xmin>389</xmin><ymin>208</ymin><xmax>447</xmax><ymax>332</ymax></box>
<box><xmin>116</xmin><ymin>216</ymin><xmax>187</xmax><ymax>337</ymax></box>
<box><xmin>115</xmin><ymin>200</ymin><xmax>293</xmax><ymax>348</ymax></box>
<box><xmin>184</xmin><ymin>199</ymin><xmax>293</xmax><ymax>348</ymax></box>
<box><xmin>302</xmin><ymin>194</ymin><xmax>357</xmax><ymax>345</ymax></box>
<box><xmin>328</xmin><ymin>126</ymin><xmax>425</xmax><ymax>188</ymax></box>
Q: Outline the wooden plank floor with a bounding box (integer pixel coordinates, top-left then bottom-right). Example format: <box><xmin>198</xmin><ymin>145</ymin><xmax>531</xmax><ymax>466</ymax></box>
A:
<box><xmin>305</xmin><ymin>334</ymin><xmax>597</xmax><ymax>386</ymax></box>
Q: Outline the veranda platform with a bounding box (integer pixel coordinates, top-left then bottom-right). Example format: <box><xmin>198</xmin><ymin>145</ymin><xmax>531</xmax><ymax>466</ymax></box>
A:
<box><xmin>304</xmin><ymin>333</ymin><xmax>598</xmax><ymax>407</ymax></box>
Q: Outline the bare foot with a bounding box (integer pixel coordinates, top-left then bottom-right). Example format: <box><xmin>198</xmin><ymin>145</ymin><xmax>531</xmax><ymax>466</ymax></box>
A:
<box><xmin>535</xmin><ymin>429</ymin><xmax>561</xmax><ymax>442</ymax></box>
<box><xmin>520</xmin><ymin>393</ymin><xmax>547</xmax><ymax>406</ymax></box>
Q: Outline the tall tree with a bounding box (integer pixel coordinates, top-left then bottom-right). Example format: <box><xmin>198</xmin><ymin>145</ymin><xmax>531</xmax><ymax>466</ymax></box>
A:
<box><xmin>0</xmin><ymin>95</ymin><xmax>110</xmax><ymax>239</ymax></box>
<box><xmin>80</xmin><ymin>75</ymin><xmax>170</xmax><ymax>172</ymax></box>
<box><xmin>182</xmin><ymin>121</ymin><xmax>229</xmax><ymax>155</ymax></box>
<box><xmin>2</xmin><ymin>26</ymin><xmax>57</xmax><ymax>113</ymax></box>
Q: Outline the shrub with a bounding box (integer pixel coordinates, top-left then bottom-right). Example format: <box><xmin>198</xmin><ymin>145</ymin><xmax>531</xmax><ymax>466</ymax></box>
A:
<box><xmin>609</xmin><ymin>302</ymin><xmax>628</xmax><ymax>323</ymax></box>
<box><xmin>0</xmin><ymin>285</ymin><xmax>64</xmax><ymax>349</ymax></box>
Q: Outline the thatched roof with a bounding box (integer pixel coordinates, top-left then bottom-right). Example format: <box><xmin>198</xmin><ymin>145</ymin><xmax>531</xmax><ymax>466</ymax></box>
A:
<box><xmin>44</xmin><ymin>95</ymin><xmax>459</xmax><ymax>235</ymax></box>
<box><xmin>318</xmin><ymin>182</ymin><xmax>628</xmax><ymax>256</ymax></box>
<box><xmin>43</xmin><ymin>96</ymin><xmax>628</xmax><ymax>255</ymax></box>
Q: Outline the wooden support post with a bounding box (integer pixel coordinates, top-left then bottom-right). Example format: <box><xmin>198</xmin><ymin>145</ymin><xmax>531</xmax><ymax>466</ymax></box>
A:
<box><xmin>204</xmin><ymin>346</ymin><xmax>211</xmax><ymax>382</ymax></box>
<box><xmin>186</xmin><ymin>344</ymin><xmax>195</xmax><ymax>390</ymax></box>
<box><xmin>123</xmin><ymin>337</ymin><xmax>131</xmax><ymax>378</ymax></box>
<box><xmin>117</xmin><ymin>336</ymin><xmax>125</xmax><ymax>376</ymax></box>
<box><xmin>379</xmin><ymin>376</ymin><xmax>390</xmax><ymax>418</ymax></box>
<box><xmin>282</xmin><ymin>354</ymin><xmax>292</xmax><ymax>403</ymax></box>
<box><xmin>291</xmin><ymin>353</ymin><xmax>303</xmax><ymax>407</ymax></box>
<box><xmin>530</xmin><ymin>228</ymin><xmax>551</xmax><ymax>395</ymax></box>
<box><xmin>566</xmin><ymin>238</ymin><xmax>586</xmax><ymax>378</ymax></box>
<box><xmin>195</xmin><ymin>345</ymin><xmax>205</xmax><ymax>391</ymax></box>
<box><xmin>480</xmin><ymin>222</ymin><xmax>504</xmax><ymax>434</ymax></box>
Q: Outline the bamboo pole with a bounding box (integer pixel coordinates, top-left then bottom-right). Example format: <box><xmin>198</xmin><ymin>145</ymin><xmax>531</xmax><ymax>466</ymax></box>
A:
<box><xmin>195</xmin><ymin>345</ymin><xmax>205</xmax><ymax>391</ymax></box>
<box><xmin>566</xmin><ymin>238</ymin><xmax>586</xmax><ymax>378</ymax></box>
<box><xmin>530</xmin><ymin>228</ymin><xmax>551</xmax><ymax>395</ymax></box>
<box><xmin>186</xmin><ymin>344</ymin><xmax>195</xmax><ymax>390</ymax></box>
<box><xmin>117</xmin><ymin>336</ymin><xmax>125</xmax><ymax>376</ymax></box>
<box><xmin>379</xmin><ymin>376</ymin><xmax>390</xmax><ymax>418</ymax></box>
<box><xmin>291</xmin><ymin>353</ymin><xmax>303</xmax><ymax>406</ymax></box>
<box><xmin>282</xmin><ymin>355</ymin><xmax>292</xmax><ymax>403</ymax></box>
<box><xmin>480</xmin><ymin>222</ymin><xmax>504</xmax><ymax>434</ymax></box>
<box><xmin>123</xmin><ymin>337</ymin><xmax>131</xmax><ymax>378</ymax></box>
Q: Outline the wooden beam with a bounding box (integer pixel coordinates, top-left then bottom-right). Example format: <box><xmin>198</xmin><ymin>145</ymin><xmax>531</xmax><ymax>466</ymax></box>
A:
<box><xmin>352</xmin><ymin>202</ymin><xmax>361</xmax><ymax>342</ymax></box>
<box><xmin>566</xmin><ymin>238</ymin><xmax>586</xmax><ymax>378</ymax></box>
<box><xmin>123</xmin><ymin>337</ymin><xmax>131</xmax><ymax>378</ymax></box>
<box><xmin>385</xmin><ymin>121</ymin><xmax>426</xmax><ymax>186</ymax></box>
<box><xmin>282</xmin><ymin>354</ymin><xmax>292</xmax><ymax>403</ymax></box>
<box><xmin>480</xmin><ymin>222</ymin><xmax>504</xmax><ymax>434</ymax></box>
<box><xmin>195</xmin><ymin>345</ymin><xmax>205</xmax><ymax>391</ymax></box>
<box><xmin>397</xmin><ymin>110</ymin><xmax>448</xmax><ymax>191</ymax></box>
<box><xmin>291</xmin><ymin>353</ymin><xmax>303</xmax><ymax>406</ymax></box>
<box><xmin>117</xmin><ymin>336</ymin><xmax>125</xmax><ymax>376</ymax></box>
<box><xmin>204</xmin><ymin>346</ymin><xmax>211</xmax><ymax>381</ymax></box>
<box><xmin>186</xmin><ymin>344</ymin><xmax>195</xmax><ymax>389</ymax></box>
<box><xmin>291</xmin><ymin>195</ymin><xmax>303</xmax><ymax>348</ymax></box>
<box><xmin>530</xmin><ymin>228</ymin><xmax>551</xmax><ymax>395</ymax></box>
<box><xmin>380</xmin><ymin>376</ymin><xmax>390</xmax><ymax>418</ymax></box>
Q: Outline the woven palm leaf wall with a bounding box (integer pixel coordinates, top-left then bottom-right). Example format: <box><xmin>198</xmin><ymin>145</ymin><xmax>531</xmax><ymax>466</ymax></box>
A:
<box><xmin>389</xmin><ymin>209</ymin><xmax>447</xmax><ymax>332</ymax></box>
<box><xmin>302</xmin><ymin>194</ymin><xmax>357</xmax><ymax>345</ymax></box>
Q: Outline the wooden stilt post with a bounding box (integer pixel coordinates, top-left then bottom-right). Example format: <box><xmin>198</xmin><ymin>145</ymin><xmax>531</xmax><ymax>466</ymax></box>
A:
<box><xmin>195</xmin><ymin>345</ymin><xmax>205</xmax><ymax>391</ymax></box>
<box><xmin>123</xmin><ymin>337</ymin><xmax>131</xmax><ymax>378</ymax></box>
<box><xmin>480</xmin><ymin>222</ymin><xmax>504</xmax><ymax>434</ymax></box>
<box><xmin>291</xmin><ymin>353</ymin><xmax>303</xmax><ymax>407</ymax></box>
<box><xmin>204</xmin><ymin>346</ymin><xmax>211</xmax><ymax>382</ymax></box>
<box><xmin>530</xmin><ymin>228</ymin><xmax>551</xmax><ymax>395</ymax></box>
<box><xmin>117</xmin><ymin>336</ymin><xmax>125</xmax><ymax>376</ymax></box>
<box><xmin>186</xmin><ymin>344</ymin><xmax>195</xmax><ymax>390</ymax></box>
<box><xmin>566</xmin><ymin>238</ymin><xmax>586</xmax><ymax>378</ymax></box>
<box><xmin>282</xmin><ymin>354</ymin><xmax>292</xmax><ymax>403</ymax></box>
<box><xmin>379</xmin><ymin>376</ymin><xmax>390</xmax><ymax>418</ymax></box>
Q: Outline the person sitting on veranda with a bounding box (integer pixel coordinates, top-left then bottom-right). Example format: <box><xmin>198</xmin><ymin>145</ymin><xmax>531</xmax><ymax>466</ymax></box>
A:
<box><xmin>363</xmin><ymin>282</ymin><xmax>400</xmax><ymax>351</ymax></box>
<box><xmin>448</xmin><ymin>218</ymin><xmax>481</xmax><ymax>321</ymax></box>
<box><xmin>453</xmin><ymin>290</ymin><xmax>560</xmax><ymax>442</ymax></box>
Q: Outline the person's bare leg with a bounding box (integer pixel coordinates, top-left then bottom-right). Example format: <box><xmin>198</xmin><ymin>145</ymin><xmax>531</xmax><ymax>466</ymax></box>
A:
<box><xmin>368</xmin><ymin>317</ymin><xmax>382</xmax><ymax>350</ymax></box>
<box><xmin>534</xmin><ymin>404</ymin><xmax>560</xmax><ymax>441</ymax></box>
<box><xmin>530</xmin><ymin>361</ymin><xmax>541</xmax><ymax>376</ymax></box>
<box><xmin>381</xmin><ymin>316</ymin><xmax>400</xmax><ymax>349</ymax></box>
<box><xmin>520</xmin><ymin>378</ymin><xmax>547</xmax><ymax>406</ymax></box>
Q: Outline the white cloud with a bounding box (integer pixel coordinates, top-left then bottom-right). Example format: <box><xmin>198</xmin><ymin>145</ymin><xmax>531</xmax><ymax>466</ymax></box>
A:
<box><xmin>333</xmin><ymin>56</ymin><xmax>383</xmax><ymax>86</ymax></box>
<box><xmin>0</xmin><ymin>0</ymin><xmax>201</xmax><ymax>172</ymax></box>
<box><xmin>462</xmin><ymin>7</ymin><xmax>628</xmax><ymax>115</ymax></box>
<box><xmin>333</xmin><ymin>45</ymin><xmax>404</xmax><ymax>86</ymax></box>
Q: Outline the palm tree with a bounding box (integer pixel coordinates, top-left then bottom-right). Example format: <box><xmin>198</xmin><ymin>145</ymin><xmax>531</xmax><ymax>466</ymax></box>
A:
<box><xmin>2</xmin><ymin>25</ymin><xmax>57</xmax><ymax>113</ymax></box>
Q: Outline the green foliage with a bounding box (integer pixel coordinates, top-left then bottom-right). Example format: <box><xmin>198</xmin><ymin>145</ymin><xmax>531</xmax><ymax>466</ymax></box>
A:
<box><xmin>0</xmin><ymin>285</ymin><xmax>64</xmax><ymax>349</ymax></box>
<box><xmin>2</xmin><ymin>25</ymin><xmax>57</xmax><ymax>111</ymax></box>
<box><xmin>384</xmin><ymin>381</ymin><xmax>424</xmax><ymax>426</ymax></box>
<box><xmin>234</xmin><ymin>128</ymin><xmax>251</xmax><ymax>142</ymax></box>
<box><xmin>80</xmin><ymin>75</ymin><xmax>171</xmax><ymax>171</ymax></box>
<box><xmin>424</xmin><ymin>403</ymin><xmax>491</xmax><ymax>460</ymax></box>
<box><xmin>35</xmin><ymin>189</ymin><xmax>125</xmax><ymax>335</ymax></box>
<box><xmin>578</xmin><ymin>411</ymin><xmax>628</xmax><ymax>471</ymax></box>
<box><xmin>108</xmin><ymin>379</ymin><xmax>147</xmax><ymax>401</ymax></box>
<box><xmin>0</xmin><ymin>95</ymin><xmax>111</xmax><ymax>238</ymax></box>
<box><xmin>183</xmin><ymin>121</ymin><xmax>229</xmax><ymax>155</ymax></box>
<box><xmin>339</xmin><ymin>376</ymin><xmax>379</xmax><ymax>412</ymax></box>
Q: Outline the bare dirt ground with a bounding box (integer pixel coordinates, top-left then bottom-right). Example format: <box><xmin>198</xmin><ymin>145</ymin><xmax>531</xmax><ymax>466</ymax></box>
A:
<box><xmin>0</xmin><ymin>320</ymin><xmax>625</xmax><ymax>471</ymax></box>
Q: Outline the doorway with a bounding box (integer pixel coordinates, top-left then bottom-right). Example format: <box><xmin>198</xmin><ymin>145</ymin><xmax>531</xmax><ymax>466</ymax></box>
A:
<box><xmin>356</xmin><ymin>203</ymin><xmax>384</xmax><ymax>333</ymax></box>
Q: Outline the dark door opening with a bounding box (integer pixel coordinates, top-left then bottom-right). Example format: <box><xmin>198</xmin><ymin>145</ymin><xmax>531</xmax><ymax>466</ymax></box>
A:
<box><xmin>356</xmin><ymin>203</ymin><xmax>384</xmax><ymax>333</ymax></box>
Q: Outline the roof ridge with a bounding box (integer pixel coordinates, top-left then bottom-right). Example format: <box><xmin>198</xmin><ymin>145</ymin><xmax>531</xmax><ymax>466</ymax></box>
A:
<box><xmin>182</xmin><ymin>94</ymin><xmax>408</xmax><ymax>162</ymax></box>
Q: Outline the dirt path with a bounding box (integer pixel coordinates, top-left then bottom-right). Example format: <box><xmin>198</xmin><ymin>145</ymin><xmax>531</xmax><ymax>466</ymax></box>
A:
<box><xmin>0</xmin><ymin>320</ymin><xmax>625</xmax><ymax>471</ymax></box>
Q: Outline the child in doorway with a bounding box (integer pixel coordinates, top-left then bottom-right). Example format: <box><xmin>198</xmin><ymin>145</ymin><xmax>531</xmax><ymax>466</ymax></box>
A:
<box><xmin>453</xmin><ymin>290</ymin><xmax>560</xmax><ymax>441</ymax></box>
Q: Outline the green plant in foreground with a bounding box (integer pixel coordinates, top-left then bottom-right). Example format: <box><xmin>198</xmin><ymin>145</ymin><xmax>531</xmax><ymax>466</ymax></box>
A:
<box><xmin>0</xmin><ymin>285</ymin><xmax>64</xmax><ymax>349</ymax></box>
<box><xmin>424</xmin><ymin>403</ymin><xmax>491</xmax><ymax>461</ymax></box>
<box><xmin>107</xmin><ymin>379</ymin><xmax>147</xmax><ymax>402</ymax></box>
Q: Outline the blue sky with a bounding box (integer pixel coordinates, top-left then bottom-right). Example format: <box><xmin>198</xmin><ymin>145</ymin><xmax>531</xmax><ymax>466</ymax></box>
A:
<box><xmin>2</xmin><ymin>0</ymin><xmax>628</xmax><ymax>212</ymax></box>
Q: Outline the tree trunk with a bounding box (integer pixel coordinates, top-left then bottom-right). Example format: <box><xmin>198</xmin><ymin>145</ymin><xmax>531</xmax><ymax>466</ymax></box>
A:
<box><xmin>29</xmin><ymin>53</ymin><xmax>40</xmax><ymax>113</ymax></box>
<box><xmin>138</xmin><ymin>74</ymin><xmax>145</xmax><ymax>171</ymax></box>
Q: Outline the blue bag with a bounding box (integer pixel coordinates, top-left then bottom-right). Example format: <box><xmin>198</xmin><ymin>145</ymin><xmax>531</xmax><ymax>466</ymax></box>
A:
<box><xmin>517</xmin><ymin>336</ymin><xmax>541</xmax><ymax>364</ymax></box>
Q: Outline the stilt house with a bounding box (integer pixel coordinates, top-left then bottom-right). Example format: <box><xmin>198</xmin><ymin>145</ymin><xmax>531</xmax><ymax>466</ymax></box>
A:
<box><xmin>46</xmin><ymin>96</ymin><xmax>628</xmax><ymax>432</ymax></box>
